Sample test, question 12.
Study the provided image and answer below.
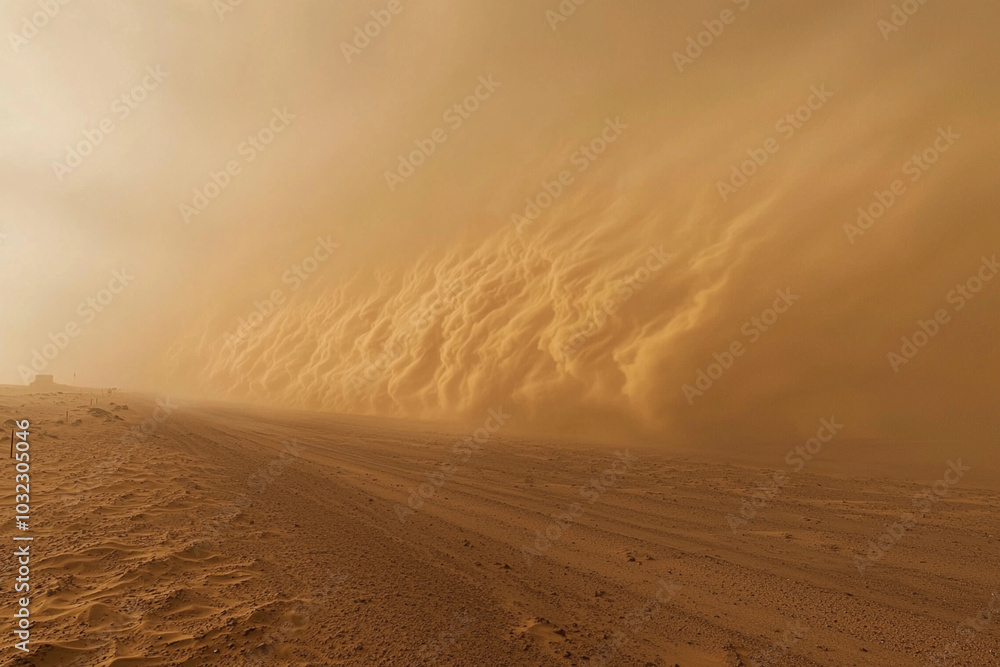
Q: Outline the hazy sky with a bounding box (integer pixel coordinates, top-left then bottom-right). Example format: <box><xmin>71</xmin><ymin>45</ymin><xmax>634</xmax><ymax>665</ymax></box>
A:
<box><xmin>2</xmin><ymin>0</ymin><xmax>998</xmax><ymax>445</ymax></box>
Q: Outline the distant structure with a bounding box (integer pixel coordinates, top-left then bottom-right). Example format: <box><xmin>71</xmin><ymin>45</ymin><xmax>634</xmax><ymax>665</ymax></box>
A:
<box><xmin>30</xmin><ymin>374</ymin><xmax>55</xmax><ymax>388</ymax></box>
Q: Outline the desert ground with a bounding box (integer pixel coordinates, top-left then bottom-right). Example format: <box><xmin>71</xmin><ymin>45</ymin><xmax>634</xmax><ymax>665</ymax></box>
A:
<box><xmin>1</xmin><ymin>388</ymin><xmax>997</xmax><ymax>666</ymax></box>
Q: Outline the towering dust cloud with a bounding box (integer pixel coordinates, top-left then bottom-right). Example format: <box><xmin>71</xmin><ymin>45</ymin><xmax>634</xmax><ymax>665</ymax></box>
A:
<box><xmin>4</xmin><ymin>0</ymin><xmax>999</xmax><ymax>446</ymax></box>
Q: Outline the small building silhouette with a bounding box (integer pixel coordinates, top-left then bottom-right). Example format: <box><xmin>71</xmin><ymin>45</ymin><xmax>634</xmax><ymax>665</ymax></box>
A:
<box><xmin>30</xmin><ymin>374</ymin><xmax>55</xmax><ymax>388</ymax></box>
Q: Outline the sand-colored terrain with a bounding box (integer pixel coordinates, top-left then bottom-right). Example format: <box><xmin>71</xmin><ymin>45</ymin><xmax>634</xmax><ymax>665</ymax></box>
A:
<box><xmin>1</xmin><ymin>389</ymin><xmax>997</xmax><ymax>666</ymax></box>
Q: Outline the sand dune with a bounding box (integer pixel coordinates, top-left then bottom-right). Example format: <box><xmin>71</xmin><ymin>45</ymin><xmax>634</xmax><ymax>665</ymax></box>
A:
<box><xmin>2</xmin><ymin>388</ymin><xmax>997</xmax><ymax>665</ymax></box>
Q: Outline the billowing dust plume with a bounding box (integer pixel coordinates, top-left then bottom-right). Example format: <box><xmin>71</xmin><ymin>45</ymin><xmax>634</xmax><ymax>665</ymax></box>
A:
<box><xmin>4</xmin><ymin>0</ymin><xmax>999</xmax><ymax>444</ymax></box>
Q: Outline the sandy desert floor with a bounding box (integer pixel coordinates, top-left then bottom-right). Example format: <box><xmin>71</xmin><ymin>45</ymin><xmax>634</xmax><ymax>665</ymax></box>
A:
<box><xmin>0</xmin><ymin>389</ymin><xmax>997</xmax><ymax>666</ymax></box>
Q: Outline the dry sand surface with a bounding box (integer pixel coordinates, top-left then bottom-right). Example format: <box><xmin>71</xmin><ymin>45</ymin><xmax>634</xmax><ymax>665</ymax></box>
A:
<box><xmin>0</xmin><ymin>388</ymin><xmax>997</xmax><ymax>666</ymax></box>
